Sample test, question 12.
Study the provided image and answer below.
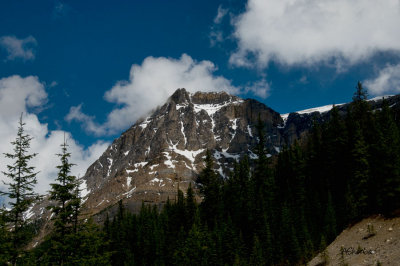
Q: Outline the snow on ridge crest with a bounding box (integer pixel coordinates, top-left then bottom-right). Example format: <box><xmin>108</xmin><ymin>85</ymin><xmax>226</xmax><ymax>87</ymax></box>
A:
<box><xmin>280</xmin><ymin>94</ymin><xmax>395</xmax><ymax>122</ymax></box>
<box><xmin>280</xmin><ymin>103</ymin><xmax>345</xmax><ymax>122</ymax></box>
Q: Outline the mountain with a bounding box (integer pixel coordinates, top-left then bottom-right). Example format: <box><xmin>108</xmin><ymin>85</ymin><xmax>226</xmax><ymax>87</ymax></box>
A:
<box><xmin>81</xmin><ymin>88</ymin><xmax>284</xmax><ymax>218</ymax></box>
<box><xmin>28</xmin><ymin>89</ymin><xmax>400</xmax><ymax>223</ymax></box>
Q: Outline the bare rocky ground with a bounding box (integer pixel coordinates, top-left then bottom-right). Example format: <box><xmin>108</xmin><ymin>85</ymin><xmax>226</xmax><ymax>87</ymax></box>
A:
<box><xmin>308</xmin><ymin>215</ymin><xmax>400</xmax><ymax>266</ymax></box>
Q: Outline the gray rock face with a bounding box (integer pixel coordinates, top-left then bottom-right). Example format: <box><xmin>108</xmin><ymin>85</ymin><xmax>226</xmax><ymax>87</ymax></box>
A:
<box><xmin>81</xmin><ymin>88</ymin><xmax>285</xmax><ymax>216</ymax></box>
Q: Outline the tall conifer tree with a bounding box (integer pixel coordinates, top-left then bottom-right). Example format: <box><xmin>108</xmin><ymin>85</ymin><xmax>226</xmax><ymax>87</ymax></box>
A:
<box><xmin>0</xmin><ymin>115</ymin><xmax>39</xmax><ymax>264</ymax></box>
<box><xmin>47</xmin><ymin>136</ymin><xmax>80</xmax><ymax>264</ymax></box>
<box><xmin>197</xmin><ymin>150</ymin><xmax>221</xmax><ymax>227</ymax></box>
<box><xmin>374</xmin><ymin>100</ymin><xmax>400</xmax><ymax>213</ymax></box>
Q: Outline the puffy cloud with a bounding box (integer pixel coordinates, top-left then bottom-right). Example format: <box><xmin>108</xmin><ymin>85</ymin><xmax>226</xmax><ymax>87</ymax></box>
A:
<box><xmin>0</xmin><ymin>35</ymin><xmax>37</xmax><ymax>61</ymax></box>
<box><xmin>0</xmin><ymin>75</ymin><xmax>109</xmax><ymax>197</ymax></box>
<box><xmin>364</xmin><ymin>64</ymin><xmax>400</xmax><ymax>95</ymax></box>
<box><xmin>65</xmin><ymin>104</ymin><xmax>105</xmax><ymax>135</ymax></box>
<box><xmin>210</xmin><ymin>5</ymin><xmax>229</xmax><ymax>47</ymax></box>
<box><xmin>244</xmin><ymin>78</ymin><xmax>270</xmax><ymax>98</ymax></box>
<box><xmin>67</xmin><ymin>54</ymin><xmax>260</xmax><ymax>136</ymax></box>
<box><xmin>230</xmin><ymin>0</ymin><xmax>400</xmax><ymax>68</ymax></box>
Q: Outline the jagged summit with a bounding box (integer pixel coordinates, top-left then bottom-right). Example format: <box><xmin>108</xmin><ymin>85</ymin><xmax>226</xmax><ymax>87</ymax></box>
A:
<box><xmin>169</xmin><ymin>88</ymin><xmax>238</xmax><ymax>105</ymax></box>
<box><xmin>169</xmin><ymin>88</ymin><xmax>191</xmax><ymax>104</ymax></box>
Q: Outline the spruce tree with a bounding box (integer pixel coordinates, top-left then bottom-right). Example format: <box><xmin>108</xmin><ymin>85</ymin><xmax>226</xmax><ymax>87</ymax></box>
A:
<box><xmin>47</xmin><ymin>137</ymin><xmax>80</xmax><ymax>264</ymax></box>
<box><xmin>324</xmin><ymin>191</ymin><xmax>337</xmax><ymax>242</ymax></box>
<box><xmin>374</xmin><ymin>100</ymin><xmax>400</xmax><ymax>214</ymax></box>
<box><xmin>352</xmin><ymin>81</ymin><xmax>368</xmax><ymax>102</ymax></box>
<box><xmin>185</xmin><ymin>183</ymin><xmax>197</xmax><ymax>230</ymax></box>
<box><xmin>249</xmin><ymin>236</ymin><xmax>264</xmax><ymax>266</ymax></box>
<box><xmin>197</xmin><ymin>149</ymin><xmax>220</xmax><ymax>227</ymax></box>
<box><xmin>253</xmin><ymin>116</ymin><xmax>275</xmax><ymax>236</ymax></box>
<box><xmin>0</xmin><ymin>115</ymin><xmax>39</xmax><ymax>264</ymax></box>
<box><xmin>350</xmin><ymin>122</ymin><xmax>370</xmax><ymax>217</ymax></box>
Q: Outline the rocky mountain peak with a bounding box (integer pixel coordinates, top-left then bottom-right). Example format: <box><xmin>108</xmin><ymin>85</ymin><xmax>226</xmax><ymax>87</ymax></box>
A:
<box><xmin>169</xmin><ymin>88</ymin><xmax>240</xmax><ymax>105</ymax></box>
<box><xmin>74</xmin><ymin>88</ymin><xmax>287</xmax><ymax>218</ymax></box>
<box><xmin>191</xmin><ymin>90</ymin><xmax>236</xmax><ymax>105</ymax></box>
<box><xmin>169</xmin><ymin>88</ymin><xmax>191</xmax><ymax>104</ymax></box>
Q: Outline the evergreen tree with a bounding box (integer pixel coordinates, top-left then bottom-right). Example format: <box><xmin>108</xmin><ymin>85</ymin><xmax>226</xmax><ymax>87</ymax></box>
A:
<box><xmin>324</xmin><ymin>191</ymin><xmax>337</xmax><ymax>242</ymax></box>
<box><xmin>185</xmin><ymin>183</ymin><xmax>197</xmax><ymax>230</ymax></box>
<box><xmin>0</xmin><ymin>115</ymin><xmax>39</xmax><ymax>264</ymax></box>
<box><xmin>47</xmin><ymin>137</ymin><xmax>80</xmax><ymax>264</ymax></box>
<box><xmin>197</xmin><ymin>149</ymin><xmax>221</xmax><ymax>227</ymax></box>
<box><xmin>350</xmin><ymin>122</ymin><xmax>370</xmax><ymax>217</ymax></box>
<box><xmin>253</xmin><ymin>116</ymin><xmax>276</xmax><ymax>242</ymax></box>
<box><xmin>374</xmin><ymin>100</ymin><xmax>400</xmax><ymax>214</ymax></box>
<box><xmin>0</xmin><ymin>208</ymin><xmax>11</xmax><ymax>264</ymax></box>
<box><xmin>249</xmin><ymin>236</ymin><xmax>265</xmax><ymax>266</ymax></box>
<box><xmin>253</xmin><ymin>116</ymin><xmax>273</xmax><ymax>194</ymax></box>
<box><xmin>352</xmin><ymin>81</ymin><xmax>368</xmax><ymax>102</ymax></box>
<box><xmin>279</xmin><ymin>203</ymin><xmax>301</xmax><ymax>264</ymax></box>
<box><xmin>71</xmin><ymin>218</ymin><xmax>110</xmax><ymax>265</ymax></box>
<box><xmin>173</xmin><ymin>222</ymin><xmax>216</xmax><ymax>265</ymax></box>
<box><xmin>324</xmin><ymin>106</ymin><xmax>349</xmax><ymax>228</ymax></box>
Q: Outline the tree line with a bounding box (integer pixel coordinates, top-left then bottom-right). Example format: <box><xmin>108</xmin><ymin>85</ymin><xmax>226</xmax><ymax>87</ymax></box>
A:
<box><xmin>1</xmin><ymin>82</ymin><xmax>400</xmax><ymax>265</ymax></box>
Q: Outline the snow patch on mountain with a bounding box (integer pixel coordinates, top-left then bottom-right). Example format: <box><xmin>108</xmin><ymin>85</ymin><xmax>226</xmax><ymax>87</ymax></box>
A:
<box><xmin>163</xmin><ymin>151</ymin><xmax>176</xmax><ymax>169</ymax></box>
<box><xmin>139</xmin><ymin>117</ymin><xmax>151</xmax><ymax>129</ymax></box>
<box><xmin>80</xmin><ymin>180</ymin><xmax>91</xmax><ymax>199</ymax></box>
<box><xmin>126</xmin><ymin>176</ymin><xmax>132</xmax><ymax>187</ymax></box>
<box><xmin>168</xmin><ymin>140</ymin><xmax>205</xmax><ymax>164</ymax></box>
<box><xmin>281</xmin><ymin>103</ymin><xmax>345</xmax><ymax>122</ymax></box>
<box><xmin>368</xmin><ymin>95</ymin><xmax>394</xmax><ymax>102</ymax></box>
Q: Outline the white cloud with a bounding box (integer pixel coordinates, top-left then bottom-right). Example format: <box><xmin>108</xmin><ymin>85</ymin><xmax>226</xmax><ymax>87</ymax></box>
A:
<box><xmin>230</xmin><ymin>0</ymin><xmax>400</xmax><ymax>68</ymax></box>
<box><xmin>67</xmin><ymin>53</ymin><xmax>257</xmax><ymax>136</ymax></box>
<box><xmin>214</xmin><ymin>5</ymin><xmax>228</xmax><ymax>24</ymax></box>
<box><xmin>0</xmin><ymin>75</ymin><xmax>109</xmax><ymax>198</ymax></box>
<box><xmin>209</xmin><ymin>31</ymin><xmax>224</xmax><ymax>47</ymax></box>
<box><xmin>210</xmin><ymin>5</ymin><xmax>229</xmax><ymax>47</ymax></box>
<box><xmin>364</xmin><ymin>64</ymin><xmax>400</xmax><ymax>95</ymax></box>
<box><xmin>0</xmin><ymin>35</ymin><xmax>37</xmax><ymax>61</ymax></box>
<box><xmin>65</xmin><ymin>104</ymin><xmax>106</xmax><ymax>135</ymax></box>
<box><xmin>245</xmin><ymin>78</ymin><xmax>270</xmax><ymax>98</ymax></box>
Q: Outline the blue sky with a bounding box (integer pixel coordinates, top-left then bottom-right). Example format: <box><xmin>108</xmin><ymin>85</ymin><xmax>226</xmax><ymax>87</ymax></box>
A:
<box><xmin>1</xmin><ymin>0</ymin><xmax>400</xmax><ymax>195</ymax></box>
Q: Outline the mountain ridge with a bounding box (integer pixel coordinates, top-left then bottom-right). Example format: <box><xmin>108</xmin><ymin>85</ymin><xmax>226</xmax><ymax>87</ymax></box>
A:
<box><xmin>27</xmin><ymin>89</ymin><xmax>400</xmax><ymax>224</ymax></box>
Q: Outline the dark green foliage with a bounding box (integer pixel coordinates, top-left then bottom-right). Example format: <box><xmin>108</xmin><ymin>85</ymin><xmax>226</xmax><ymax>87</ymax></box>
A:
<box><xmin>0</xmin><ymin>115</ymin><xmax>39</xmax><ymax>264</ymax></box>
<box><xmin>48</xmin><ymin>139</ymin><xmax>81</xmax><ymax>238</ymax></box>
<box><xmin>44</xmin><ymin>138</ymin><xmax>85</xmax><ymax>265</ymax></box>
<box><xmin>352</xmin><ymin>81</ymin><xmax>368</xmax><ymax>102</ymax></box>
<box><xmin>65</xmin><ymin>218</ymin><xmax>111</xmax><ymax>265</ymax></box>
<box><xmin>174</xmin><ymin>223</ymin><xmax>217</xmax><ymax>265</ymax></box>
<box><xmin>31</xmin><ymin>218</ymin><xmax>110</xmax><ymax>265</ymax></box>
<box><xmin>197</xmin><ymin>149</ymin><xmax>221</xmax><ymax>227</ymax></box>
<box><xmin>373</xmin><ymin>99</ymin><xmax>400</xmax><ymax>214</ymax></box>
<box><xmin>0</xmin><ymin>209</ymin><xmax>11</xmax><ymax>264</ymax></box>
